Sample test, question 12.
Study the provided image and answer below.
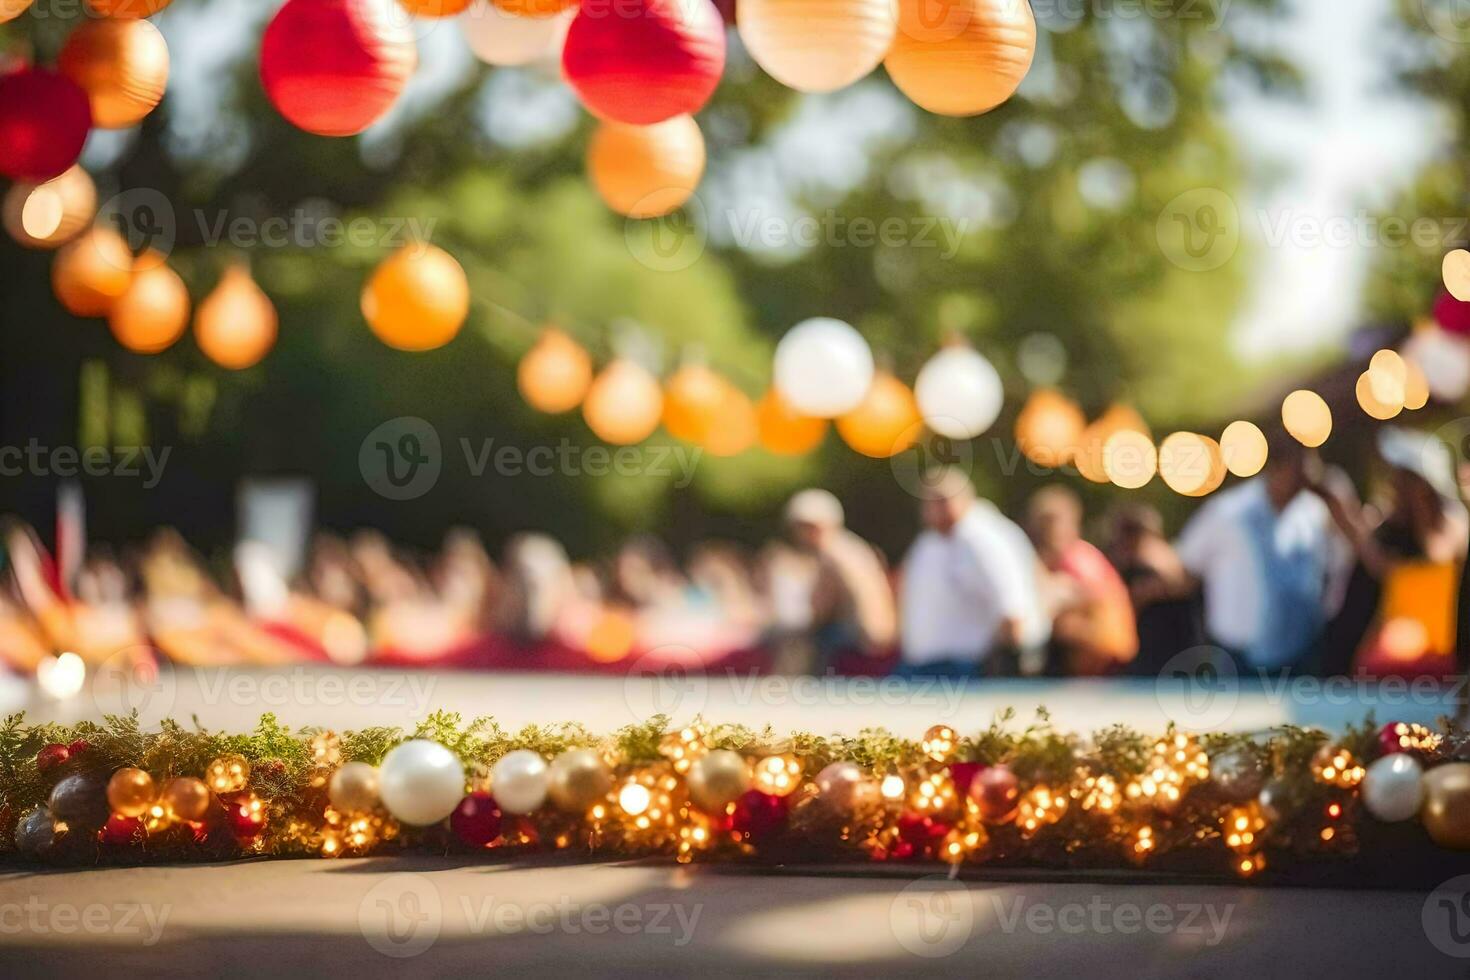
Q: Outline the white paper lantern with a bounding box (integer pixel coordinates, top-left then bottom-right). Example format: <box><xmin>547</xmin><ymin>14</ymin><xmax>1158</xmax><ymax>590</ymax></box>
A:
<box><xmin>915</xmin><ymin>346</ymin><xmax>1003</xmax><ymax>439</ymax></box>
<box><xmin>491</xmin><ymin>748</ymin><xmax>550</xmax><ymax>814</ymax></box>
<box><xmin>460</xmin><ymin>1</ymin><xmax>572</xmax><ymax>67</ymax></box>
<box><xmin>1403</xmin><ymin>328</ymin><xmax>1470</xmax><ymax>403</ymax></box>
<box><xmin>378</xmin><ymin>740</ymin><xmax>466</xmax><ymax>826</ymax></box>
<box><xmin>1361</xmin><ymin>753</ymin><xmax>1424</xmax><ymax>823</ymax></box>
<box><xmin>772</xmin><ymin>317</ymin><xmax>874</xmax><ymax>418</ymax></box>
<box><xmin>738</xmin><ymin>0</ymin><xmax>897</xmax><ymax>93</ymax></box>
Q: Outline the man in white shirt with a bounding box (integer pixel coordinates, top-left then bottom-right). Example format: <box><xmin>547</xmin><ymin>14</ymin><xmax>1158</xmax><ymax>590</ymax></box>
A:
<box><xmin>897</xmin><ymin>468</ymin><xmax>1050</xmax><ymax>678</ymax></box>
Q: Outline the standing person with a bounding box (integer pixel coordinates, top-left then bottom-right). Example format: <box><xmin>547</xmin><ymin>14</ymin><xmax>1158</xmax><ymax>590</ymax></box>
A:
<box><xmin>1026</xmin><ymin>485</ymin><xmax>1137</xmax><ymax>675</ymax></box>
<box><xmin>897</xmin><ymin>468</ymin><xmax>1049</xmax><ymax>679</ymax></box>
<box><xmin>1173</xmin><ymin>432</ymin><xmax>1345</xmax><ymax>675</ymax></box>
<box><xmin>785</xmin><ymin>489</ymin><xmax>897</xmax><ymax>668</ymax></box>
<box><xmin>1103</xmin><ymin>502</ymin><xmax>1205</xmax><ymax>676</ymax></box>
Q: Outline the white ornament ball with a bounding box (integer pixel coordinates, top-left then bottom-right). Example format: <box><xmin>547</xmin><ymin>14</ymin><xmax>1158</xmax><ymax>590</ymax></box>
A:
<box><xmin>772</xmin><ymin>317</ymin><xmax>874</xmax><ymax>418</ymax></box>
<box><xmin>686</xmin><ymin>748</ymin><xmax>752</xmax><ymax>812</ymax></box>
<box><xmin>491</xmin><ymin>749</ymin><xmax>550</xmax><ymax>815</ymax></box>
<box><xmin>1361</xmin><ymin>752</ymin><xmax>1425</xmax><ymax>823</ymax></box>
<box><xmin>377</xmin><ymin>740</ymin><xmax>466</xmax><ymax>826</ymax></box>
<box><xmin>460</xmin><ymin>1</ymin><xmax>573</xmax><ymax>67</ymax></box>
<box><xmin>915</xmin><ymin>347</ymin><xmax>1003</xmax><ymax>439</ymax></box>
<box><xmin>328</xmin><ymin>761</ymin><xmax>381</xmax><ymax>814</ymax></box>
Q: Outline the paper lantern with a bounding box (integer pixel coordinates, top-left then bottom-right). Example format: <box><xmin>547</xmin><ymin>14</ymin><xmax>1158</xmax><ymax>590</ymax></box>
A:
<box><xmin>772</xmin><ymin>318</ymin><xmax>874</xmax><ymax>419</ymax></box>
<box><xmin>1404</xmin><ymin>325</ymin><xmax>1470</xmax><ymax>403</ymax></box>
<box><xmin>1435</xmin><ymin>291</ymin><xmax>1470</xmax><ymax>337</ymax></box>
<box><xmin>52</xmin><ymin>226</ymin><xmax>133</xmax><ymax>317</ymax></box>
<box><xmin>562</xmin><ymin>0</ymin><xmax>725</xmax><ymax>125</ymax></box>
<box><xmin>915</xmin><ymin>346</ymin><xmax>1003</xmax><ymax>439</ymax></box>
<box><xmin>837</xmin><ymin>371</ymin><xmax>921</xmax><ymax>458</ymax></box>
<box><xmin>1102</xmin><ymin>429</ymin><xmax>1156</xmax><ymax>489</ymax></box>
<box><xmin>738</xmin><ymin>0</ymin><xmax>896</xmax><ymax>93</ymax></box>
<box><xmin>1014</xmin><ymin>388</ymin><xmax>1085</xmax><ymax>467</ymax></box>
<box><xmin>3</xmin><ymin>165</ymin><xmax>96</xmax><ymax>250</ymax></box>
<box><xmin>1403</xmin><ymin>357</ymin><xmax>1429</xmax><ymax>410</ymax></box>
<box><xmin>1281</xmin><ymin>389</ymin><xmax>1331</xmax><ymax>448</ymax></box>
<box><xmin>1219</xmin><ymin>420</ymin><xmax>1267</xmax><ymax>478</ymax></box>
<box><xmin>361</xmin><ymin>243</ymin><xmax>469</xmax><ymax>351</ymax></box>
<box><xmin>583</xmin><ymin>359</ymin><xmax>663</xmax><ymax>445</ymax></box>
<box><xmin>587</xmin><ymin>115</ymin><xmax>705</xmax><ymax>219</ymax></box>
<box><xmin>703</xmin><ymin>384</ymin><xmax>758</xmax><ymax>457</ymax></box>
<box><xmin>194</xmin><ymin>266</ymin><xmax>278</xmax><ymax>370</ymax></box>
<box><xmin>0</xmin><ymin>68</ymin><xmax>92</xmax><ymax>182</ymax></box>
<box><xmin>1444</xmin><ymin>250</ymin><xmax>1470</xmax><ymax>302</ymax></box>
<box><xmin>1073</xmin><ymin>404</ymin><xmax>1148</xmax><ymax>483</ymax></box>
<box><xmin>110</xmin><ymin>253</ymin><xmax>190</xmax><ymax>354</ymax></box>
<box><xmin>1158</xmin><ymin>432</ymin><xmax>1226</xmax><ymax>498</ymax></box>
<box><xmin>399</xmin><ymin>0</ymin><xmax>472</xmax><ymax>15</ymax></box>
<box><xmin>1355</xmin><ymin>371</ymin><xmax>1402</xmax><ymax>422</ymax></box>
<box><xmin>491</xmin><ymin>0</ymin><xmax>577</xmax><ymax>14</ymax></box>
<box><xmin>260</xmin><ymin>0</ymin><xmax>417</xmax><ymax>137</ymax></box>
<box><xmin>84</xmin><ymin>0</ymin><xmax>173</xmax><ymax>16</ymax></box>
<box><xmin>663</xmin><ymin>363</ymin><xmax>726</xmax><ymax>443</ymax></box>
<box><xmin>518</xmin><ymin>328</ymin><xmax>593</xmax><ymax>413</ymax></box>
<box><xmin>1</xmin><ymin>0</ymin><xmax>33</xmax><ymax>23</ymax></box>
<box><xmin>460</xmin><ymin>1</ymin><xmax>572</xmax><ymax>66</ymax></box>
<box><xmin>59</xmin><ymin>18</ymin><xmax>170</xmax><ymax>130</ymax></box>
<box><xmin>756</xmin><ymin>388</ymin><xmax>827</xmax><ymax>455</ymax></box>
<box><xmin>885</xmin><ymin>0</ymin><xmax>1036</xmax><ymax>116</ymax></box>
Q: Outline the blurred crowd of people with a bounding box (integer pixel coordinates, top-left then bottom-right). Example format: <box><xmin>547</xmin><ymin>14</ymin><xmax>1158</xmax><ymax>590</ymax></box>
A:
<box><xmin>1</xmin><ymin>424</ymin><xmax>1465</xmax><ymax>683</ymax></box>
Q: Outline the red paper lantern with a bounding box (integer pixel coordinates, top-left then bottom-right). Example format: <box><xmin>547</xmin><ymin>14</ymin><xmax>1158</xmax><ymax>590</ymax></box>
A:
<box><xmin>562</xmin><ymin>0</ymin><xmax>725</xmax><ymax>125</ymax></box>
<box><xmin>259</xmin><ymin>0</ymin><xmax>417</xmax><ymax>137</ymax></box>
<box><xmin>1434</xmin><ymin>291</ymin><xmax>1470</xmax><ymax>337</ymax></box>
<box><xmin>0</xmin><ymin>68</ymin><xmax>92</xmax><ymax>182</ymax></box>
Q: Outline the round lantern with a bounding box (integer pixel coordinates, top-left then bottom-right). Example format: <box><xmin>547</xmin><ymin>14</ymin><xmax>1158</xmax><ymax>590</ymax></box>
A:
<box><xmin>738</xmin><ymin>0</ymin><xmax>896</xmax><ymax>93</ymax></box>
<box><xmin>587</xmin><ymin>115</ymin><xmax>705</xmax><ymax>219</ymax></box>
<box><xmin>837</xmin><ymin>371</ymin><xmax>921</xmax><ymax>458</ymax></box>
<box><xmin>260</xmin><ymin>0</ymin><xmax>417</xmax><ymax>137</ymax></box>
<box><xmin>702</xmin><ymin>382</ymin><xmax>758</xmax><ymax>457</ymax></box>
<box><xmin>756</xmin><ymin>388</ymin><xmax>827</xmax><ymax>455</ymax></box>
<box><xmin>1219</xmin><ymin>420</ymin><xmax>1267</xmax><ymax>478</ymax></box>
<box><xmin>110</xmin><ymin>254</ymin><xmax>190</xmax><ymax>354</ymax></box>
<box><xmin>773</xmin><ymin>317</ymin><xmax>874</xmax><ymax>419</ymax></box>
<box><xmin>4</xmin><ymin>165</ymin><xmax>96</xmax><ymax>250</ymax></box>
<box><xmin>194</xmin><ymin>265</ymin><xmax>278</xmax><ymax>370</ymax></box>
<box><xmin>1158</xmin><ymin>432</ymin><xmax>1226</xmax><ymax>498</ymax></box>
<box><xmin>663</xmin><ymin>363</ymin><xmax>726</xmax><ymax>443</ymax></box>
<box><xmin>1281</xmin><ymin>389</ymin><xmax>1331</xmax><ymax>448</ymax></box>
<box><xmin>399</xmin><ymin>0</ymin><xmax>473</xmax><ymax>15</ymax></box>
<box><xmin>84</xmin><ymin>0</ymin><xmax>173</xmax><ymax>16</ymax></box>
<box><xmin>885</xmin><ymin>0</ymin><xmax>1036</xmax><ymax>116</ymax></box>
<box><xmin>518</xmin><ymin>328</ymin><xmax>593</xmax><ymax>413</ymax></box>
<box><xmin>914</xmin><ymin>346</ymin><xmax>1003</xmax><ymax>439</ymax></box>
<box><xmin>460</xmin><ymin>1</ymin><xmax>573</xmax><ymax>66</ymax></box>
<box><xmin>1014</xmin><ymin>387</ymin><xmax>1085</xmax><ymax>467</ymax></box>
<box><xmin>1</xmin><ymin>0</ymin><xmax>33</xmax><ymax>23</ymax></box>
<box><xmin>361</xmin><ymin>243</ymin><xmax>469</xmax><ymax>351</ymax></box>
<box><xmin>562</xmin><ymin>0</ymin><xmax>726</xmax><ymax>125</ymax></box>
<box><xmin>492</xmin><ymin>0</ymin><xmax>577</xmax><ymax>14</ymax></box>
<box><xmin>0</xmin><ymin>68</ymin><xmax>92</xmax><ymax>182</ymax></box>
<box><xmin>1073</xmin><ymin>404</ymin><xmax>1148</xmax><ymax>484</ymax></box>
<box><xmin>59</xmin><ymin>18</ymin><xmax>170</xmax><ymax>130</ymax></box>
<box><xmin>583</xmin><ymin>359</ymin><xmax>663</xmax><ymax>445</ymax></box>
<box><xmin>1404</xmin><ymin>326</ymin><xmax>1470</xmax><ymax>403</ymax></box>
<box><xmin>52</xmin><ymin>226</ymin><xmax>133</xmax><ymax>317</ymax></box>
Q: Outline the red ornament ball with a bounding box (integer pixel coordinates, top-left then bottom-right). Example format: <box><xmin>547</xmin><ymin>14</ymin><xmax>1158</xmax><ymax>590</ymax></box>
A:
<box><xmin>727</xmin><ymin>789</ymin><xmax>788</xmax><ymax>844</ymax></box>
<box><xmin>969</xmin><ymin>763</ymin><xmax>1019</xmax><ymax>824</ymax></box>
<box><xmin>67</xmin><ymin>738</ymin><xmax>92</xmax><ymax>756</ymax></box>
<box><xmin>450</xmin><ymin>792</ymin><xmax>503</xmax><ymax>848</ymax></box>
<box><xmin>36</xmin><ymin>743</ymin><xmax>71</xmax><ymax>773</ymax></box>
<box><xmin>562</xmin><ymin>0</ymin><xmax>725</xmax><ymax>125</ymax></box>
<box><xmin>225</xmin><ymin>794</ymin><xmax>268</xmax><ymax>840</ymax></box>
<box><xmin>1435</xmin><ymin>292</ymin><xmax>1470</xmax><ymax>337</ymax></box>
<box><xmin>895</xmin><ymin>811</ymin><xmax>950</xmax><ymax>859</ymax></box>
<box><xmin>259</xmin><ymin>0</ymin><xmax>417</xmax><ymax>137</ymax></box>
<box><xmin>0</xmin><ymin>67</ymin><xmax>92</xmax><ymax>182</ymax></box>
<box><xmin>98</xmin><ymin>814</ymin><xmax>144</xmax><ymax>846</ymax></box>
<box><xmin>949</xmin><ymin>761</ymin><xmax>984</xmax><ymax>796</ymax></box>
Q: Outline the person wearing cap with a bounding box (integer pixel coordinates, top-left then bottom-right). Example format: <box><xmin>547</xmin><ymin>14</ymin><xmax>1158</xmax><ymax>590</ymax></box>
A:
<box><xmin>784</xmin><ymin>489</ymin><xmax>897</xmax><ymax>668</ymax></box>
<box><xmin>896</xmin><ymin>468</ymin><xmax>1050</xmax><ymax>678</ymax></box>
<box><xmin>1316</xmin><ymin>427</ymin><xmax>1468</xmax><ymax>674</ymax></box>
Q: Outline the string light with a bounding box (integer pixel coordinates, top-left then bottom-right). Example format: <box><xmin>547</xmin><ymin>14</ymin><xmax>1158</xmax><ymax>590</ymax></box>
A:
<box><xmin>921</xmin><ymin>725</ymin><xmax>957</xmax><ymax>762</ymax></box>
<box><xmin>206</xmin><ymin>754</ymin><xmax>251</xmax><ymax>795</ymax></box>
<box><xmin>1311</xmin><ymin>745</ymin><xmax>1365</xmax><ymax>789</ymax></box>
<box><xmin>752</xmin><ymin>754</ymin><xmax>803</xmax><ymax>797</ymax></box>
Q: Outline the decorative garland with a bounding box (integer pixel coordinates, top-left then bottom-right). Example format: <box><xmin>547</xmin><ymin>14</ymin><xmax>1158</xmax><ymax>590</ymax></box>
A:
<box><xmin>4</xmin><ymin>711</ymin><xmax>1470</xmax><ymax>882</ymax></box>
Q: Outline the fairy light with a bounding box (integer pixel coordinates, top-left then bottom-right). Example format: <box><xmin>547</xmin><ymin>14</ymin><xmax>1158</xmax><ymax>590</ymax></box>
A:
<box><xmin>206</xmin><ymin>754</ymin><xmax>251</xmax><ymax>794</ymax></box>
<box><xmin>1385</xmin><ymin>722</ymin><xmax>1441</xmax><ymax>754</ymax></box>
<box><xmin>908</xmin><ymin>770</ymin><xmax>959</xmax><ymax>819</ymax></box>
<box><xmin>1017</xmin><ymin>784</ymin><xmax>1068</xmax><ymax>837</ymax></box>
<box><xmin>619</xmin><ymin>782</ymin><xmax>651</xmax><ymax>816</ymax></box>
<box><xmin>1073</xmin><ymin>769</ymin><xmax>1121</xmax><ymax>814</ymax></box>
<box><xmin>1126</xmin><ymin>735</ymin><xmax>1209</xmax><ymax>811</ymax></box>
<box><xmin>880</xmin><ymin>773</ymin><xmax>906</xmax><ymax>802</ymax></box>
<box><xmin>752</xmin><ymin>754</ymin><xmax>803</xmax><ymax>797</ymax></box>
<box><xmin>1311</xmin><ymin>746</ymin><xmax>1365</xmax><ymax>789</ymax></box>
<box><xmin>658</xmin><ymin>725</ymin><xmax>710</xmax><ymax>775</ymax></box>
<box><xmin>921</xmin><ymin>725</ymin><xmax>957</xmax><ymax>762</ymax></box>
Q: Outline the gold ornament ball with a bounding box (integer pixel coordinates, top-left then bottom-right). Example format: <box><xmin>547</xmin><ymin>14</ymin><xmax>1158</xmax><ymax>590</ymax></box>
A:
<box><xmin>686</xmin><ymin>749</ymin><xmax>751</xmax><ymax>813</ymax></box>
<box><xmin>160</xmin><ymin>776</ymin><xmax>210</xmax><ymax>822</ymax></box>
<box><xmin>813</xmin><ymin>761</ymin><xmax>876</xmax><ymax>814</ymax></box>
<box><xmin>206</xmin><ymin>754</ymin><xmax>250</xmax><ymax>795</ymax></box>
<box><xmin>547</xmin><ymin>748</ymin><xmax>614</xmax><ymax>812</ymax></box>
<box><xmin>921</xmin><ymin>724</ymin><xmax>958</xmax><ymax>762</ymax></box>
<box><xmin>1423</xmin><ymin>763</ymin><xmax>1470</xmax><ymax>849</ymax></box>
<box><xmin>106</xmin><ymin>767</ymin><xmax>156</xmax><ymax>818</ymax></box>
<box><xmin>328</xmin><ymin>761</ymin><xmax>381</xmax><ymax>814</ymax></box>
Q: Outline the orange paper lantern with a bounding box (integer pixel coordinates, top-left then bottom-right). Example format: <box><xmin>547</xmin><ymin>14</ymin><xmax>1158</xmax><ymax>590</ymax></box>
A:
<box><xmin>109</xmin><ymin>253</ymin><xmax>190</xmax><ymax>354</ymax></box>
<box><xmin>583</xmin><ymin>359</ymin><xmax>663</xmax><ymax>445</ymax></box>
<box><xmin>195</xmin><ymin>266</ymin><xmax>279</xmax><ymax>370</ymax></box>
<box><xmin>518</xmin><ymin>328</ymin><xmax>594</xmax><ymax>413</ymax></box>
<box><xmin>1158</xmin><ymin>432</ymin><xmax>1227</xmax><ymax>498</ymax></box>
<box><xmin>1014</xmin><ymin>388</ymin><xmax>1086</xmax><ymax>467</ymax></box>
<box><xmin>885</xmin><ymin>0</ymin><xmax>1036</xmax><ymax>116</ymax></box>
<box><xmin>398</xmin><ymin>0</ymin><xmax>473</xmax><ymax>14</ymax></box>
<box><xmin>1</xmin><ymin>0</ymin><xmax>33</xmax><ymax>23</ymax></box>
<box><xmin>59</xmin><ymin>18</ymin><xmax>171</xmax><ymax>130</ymax></box>
<box><xmin>756</xmin><ymin>388</ymin><xmax>827</xmax><ymax>455</ymax></box>
<box><xmin>836</xmin><ymin>371</ymin><xmax>921</xmax><ymax>458</ymax></box>
<box><xmin>702</xmin><ymin>384</ymin><xmax>758</xmax><ymax>457</ymax></box>
<box><xmin>361</xmin><ymin>243</ymin><xmax>469</xmax><ymax>351</ymax></box>
<box><xmin>662</xmin><ymin>363</ymin><xmax>727</xmax><ymax>443</ymax></box>
<box><xmin>84</xmin><ymin>0</ymin><xmax>173</xmax><ymax>17</ymax></box>
<box><xmin>587</xmin><ymin>115</ymin><xmax>705</xmax><ymax>219</ymax></box>
<box><xmin>52</xmin><ymin>226</ymin><xmax>133</xmax><ymax>317</ymax></box>
<box><xmin>738</xmin><ymin>0</ymin><xmax>896</xmax><ymax>93</ymax></box>
<box><xmin>4</xmin><ymin>165</ymin><xmax>96</xmax><ymax>250</ymax></box>
<box><xmin>1074</xmin><ymin>404</ymin><xmax>1148</xmax><ymax>484</ymax></box>
<box><xmin>491</xmin><ymin>0</ymin><xmax>577</xmax><ymax>14</ymax></box>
